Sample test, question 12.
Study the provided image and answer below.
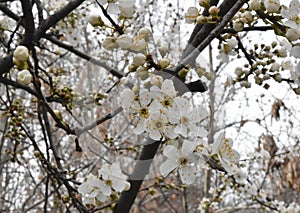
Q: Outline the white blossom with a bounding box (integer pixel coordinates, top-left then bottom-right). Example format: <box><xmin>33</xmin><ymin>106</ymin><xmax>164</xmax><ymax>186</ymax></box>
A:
<box><xmin>98</xmin><ymin>162</ymin><xmax>130</xmax><ymax>192</ymax></box>
<box><xmin>116</xmin><ymin>34</ymin><xmax>133</xmax><ymax>49</ymax></box>
<box><xmin>281</xmin><ymin>0</ymin><xmax>300</xmax><ymax>30</ymax></box>
<box><xmin>145</xmin><ymin>110</ymin><xmax>177</xmax><ymax>140</ymax></box>
<box><xmin>185</xmin><ymin>7</ymin><xmax>199</xmax><ymax>23</ymax></box>
<box><xmin>138</xmin><ymin>28</ymin><xmax>152</xmax><ymax>41</ymax></box>
<box><xmin>103</xmin><ymin>37</ymin><xmax>118</xmax><ymax>50</ymax></box>
<box><xmin>130</xmin><ymin>36</ymin><xmax>147</xmax><ymax>52</ymax></box>
<box><xmin>227</xmin><ymin>37</ymin><xmax>238</xmax><ymax>48</ymax></box>
<box><xmin>249</xmin><ymin>0</ymin><xmax>260</xmax><ymax>10</ymax></box>
<box><xmin>132</xmin><ymin>53</ymin><xmax>146</xmax><ymax>66</ymax></box>
<box><xmin>160</xmin><ymin>140</ymin><xmax>202</xmax><ymax>184</ymax></box>
<box><xmin>158</xmin><ymin>45</ymin><xmax>169</xmax><ymax>58</ymax></box>
<box><xmin>159</xmin><ymin>58</ymin><xmax>170</xmax><ymax>69</ymax></box>
<box><xmin>119</xmin><ymin>5</ymin><xmax>135</xmax><ymax>18</ymax></box>
<box><xmin>78</xmin><ymin>174</ymin><xmax>110</xmax><ymax>204</ymax></box>
<box><xmin>88</xmin><ymin>14</ymin><xmax>104</xmax><ymax>27</ymax></box>
<box><xmin>17</xmin><ymin>70</ymin><xmax>32</xmax><ymax>85</ymax></box>
<box><xmin>264</xmin><ymin>0</ymin><xmax>280</xmax><ymax>13</ymax></box>
<box><xmin>13</xmin><ymin>46</ymin><xmax>29</xmax><ymax>62</ymax></box>
<box><xmin>286</xmin><ymin>28</ymin><xmax>300</xmax><ymax>41</ymax></box>
<box><xmin>211</xmin><ymin>133</ymin><xmax>241</xmax><ymax>175</ymax></box>
<box><xmin>168</xmin><ymin>97</ymin><xmax>207</xmax><ymax>138</ymax></box>
<box><xmin>270</xmin><ymin>62</ymin><xmax>280</xmax><ymax>71</ymax></box>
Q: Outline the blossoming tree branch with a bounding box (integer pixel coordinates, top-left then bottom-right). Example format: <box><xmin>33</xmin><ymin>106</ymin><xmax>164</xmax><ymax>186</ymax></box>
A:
<box><xmin>0</xmin><ymin>0</ymin><xmax>300</xmax><ymax>212</ymax></box>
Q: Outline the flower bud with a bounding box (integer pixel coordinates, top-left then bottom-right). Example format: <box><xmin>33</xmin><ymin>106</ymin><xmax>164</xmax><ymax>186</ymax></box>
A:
<box><xmin>150</xmin><ymin>75</ymin><xmax>163</xmax><ymax>86</ymax></box>
<box><xmin>185</xmin><ymin>7</ymin><xmax>199</xmax><ymax>23</ymax></box>
<box><xmin>196</xmin><ymin>15</ymin><xmax>207</xmax><ymax>24</ymax></box>
<box><xmin>132</xmin><ymin>85</ymin><xmax>139</xmax><ymax>94</ymax></box>
<box><xmin>242</xmin><ymin>11</ymin><xmax>253</xmax><ymax>23</ymax></box>
<box><xmin>119</xmin><ymin>5</ymin><xmax>135</xmax><ymax>18</ymax></box>
<box><xmin>240</xmin><ymin>80</ymin><xmax>251</xmax><ymax>88</ymax></box>
<box><xmin>88</xmin><ymin>14</ymin><xmax>104</xmax><ymax>27</ymax></box>
<box><xmin>34</xmin><ymin>150</ymin><xmax>41</xmax><ymax>158</ymax></box>
<box><xmin>286</xmin><ymin>28</ymin><xmax>300</xmax><ymax>41</ymax></box>
<box><xmin>158</xmin><ymin>45</ymin><xmax>169</xmax><ymax>58</ymax></box>
<box><xmin>249</xmin><ymin>0</ymin><xmax>260</xmax><ymax>10</ymax></box>
<box><xmin>54</xmin><ymin>110</ymin><xmax>63</xmax><ymax>120</ymax></box>
<box><xmin>138</xmin><ymin>28</ymin><xmax>152</xmax><ymax>41</ymax></box>
<box><xmin>132</xmin><ymin>53</ymin><xmax>146</xmax><ymax>66</ymax></box>
<box><xmin>227</xmin><ymin>37</ymin><xmax>238</xmax><ymax>48</ymax></box>
<box><xmin>277</xmin><ymin>47</ymin><xmax>287</xmax><ymax>57</ymax></box>
<box><xmin>264</xmin><ymin>0</ymin><xmax>280</xmax><ymax>13</ymax></box>
<box><xmin>281</xmin><ymin>60</ymin><xmax>293</xmax><ymax>70</ymax></box>
<box><xmin>17</xmin><ymin>69</ymin><xmax>32</xmax><ymax>85</ymax></box>
<box><xmin>13</xmin><ymin>45</ymin><xmax>29</xmax><ymax>62</ymax></box>
<box><xmin>130</xmin><ymin>36</ymin><xmax>147</xmax><ymax>52</ymax></box>
<box><xmin>128</xmin><ymin>64</ymin><xmax>137</xmax><ymax>72</ymax></box>
<box><xmin>199</xmin><ymin>0</ymin><xmax>210</xmax><ymax>8</ymax></box>
<box><xmin>233</xmin><ymin>21</ymin><xmax>244</xmax><ymax>32</ymax></box>
<box><xmin>117</xmin><ymin>34</ymin><xmax>133</xmax><ymax>49</ymax></box>
<box><xmin>208</xmin><ymin>6</ymin><xmax>220</xmax><ymax>16</ymax></box>
<box><xmin>136</xmin><ymin>66</ymin><xmax>149</xmax><ymax>80</ymax></box>
<box><xmin>263</xmin><ymin>74</ymin><xmax>270</xmax><ymax>80</ymax></box>
<box><xmin>159</xmin><ymin>58</ymin><xmax>170</xmax><ymax>69</ymax></box>
<box><xmin>274</xmin><ymin>73</ymin><xmax>282</xmax><ymax>82</ymax></box>
<box><xmin>125</xmin><ymin>182</ymin><xmax>131</xmax><ymax>191</ymax></box>
<box><xmin>235</xmin><ymin>67</ymin><xmax>244</xmax><ymax>76</ymax></box>
<box><xmin>120</xmin><ymin>77</ymin><xmax>128</xmax><ymax>85</ymax></box>
<box><xmin>178</xmin><ymin>68</ymin><xmax>189</xmax><ymax>77</ymax></box>
<box><xmin>270</xmin><ymin>62</ymin><xmax>280</xmax><ymax>72</ymax></box>
<box><xmin>204</xmin><ymin>72</ymin><xmax>214</xmax><ymax>80</ymax></box>
<box><xmin>294</xmin><ymin>87</ymin><xmax>300</xmax><ymax>95</ymax></box>
<box><xmin>103</xmin><ymin>37</ymin><xmax>118</xmax><ymax>50</ymax></box>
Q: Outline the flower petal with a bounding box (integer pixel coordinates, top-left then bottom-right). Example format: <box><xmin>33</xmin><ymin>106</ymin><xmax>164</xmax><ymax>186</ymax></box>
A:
<box><xmin>163</xmin><ymin>145</ymin><xmax>180</xmax><ymax>159</ymax></box>
<box><xmin>182</xmin><ymin>140</ymin><xmax>196</xmax><ymax>156</ymax></box>
<box><xmin>159</xmin><ymin>159</ymin><xmax>179</xmax><ymax>177</ymax></box>
<box><xmin>179</xmin><ymin>165</ymin><xmax>196</xmax><ymax>184</ymax></box>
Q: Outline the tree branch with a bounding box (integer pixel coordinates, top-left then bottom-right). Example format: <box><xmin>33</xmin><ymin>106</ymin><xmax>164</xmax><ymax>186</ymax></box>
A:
<box><xmin>113</xmin><ymin>140</ymin><xmax>161</xmax><ymax>213</ymax></box>
<box><xmin>176</xmin><ymin>0</ymin><xmax>248</xmax><ymax>70</ymax></box>
<box><xmin>43</xmin><ymin>35</ymin><xmax>124</xmax><ymax>78</ymax></box>
<box><xmin>0</xmin><ymin>0</ymin><xmax>85</xmax><ymax>75</ymax></box>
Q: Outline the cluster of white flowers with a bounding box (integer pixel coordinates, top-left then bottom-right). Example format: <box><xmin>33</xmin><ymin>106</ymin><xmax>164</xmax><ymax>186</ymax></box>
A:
<box><xmin>281</xmin><ymin>0</ymin><xmax>300</xmax><ymax>41</ymax></box>
<box><xmin>44</xmin><ymin>0</ymin><xmax>67</xmax><ymax>11</ymax></box>
<box><xmin>102</xmin><ymin>28</ymin><xmax>150</xmax><ymax>52</ymax></box>
<box><xmin>13</xmin><ymin>46</ymin><xmax>32</xmax><ymax>85</ymax></box>
<box><xmin>120</xmin><ymin>77</ymin><xmax>242</xmax><ymax>184</ymax></box>
<box><xmin>120</xmin><ymin>78</ymin><xmax>208</xmax><ymax>141</ymax></box>
<box><xmin>185</xmin><ymin>5</ymin><xmax>220</xmax><ymax>24</ymax></box>
<box><xmin>98</xmin><ymin>0</ymin><xmax>136</xmax><ymax>18</ymax></box>
<box><xmin>232</xmin><ymin>10</ymin><xmax>254</xmax><ymax>32</ymax></box>
<box><xmin>217</xmin><ymin>37</ymin><xmax>238</xmax><ymax>62</ymax></box>
<box><xmin>78</xmin><ymin>162</ymin><xmax>130</xmax><ymax>205</ymax></box>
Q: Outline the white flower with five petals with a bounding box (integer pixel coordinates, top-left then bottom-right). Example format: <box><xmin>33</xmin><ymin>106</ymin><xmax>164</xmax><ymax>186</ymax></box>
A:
<box><xmin>78</xmin><ymin>174</ymin><xmax>110</xmax><ymax>204</ymax></box>
<box><xmin>168</xmin><ymin>97</ymin><xmax>208</xmax><ymax>138</ymax></box>
<box><xmin>281</xmin><ymin>0</ymin><xmax>300</xmax><ymax>30</ymax></box>
<box><xmin>145</xmin><ymin>110</ymin><xmax>177</xmax><ymax>140</ymax></box>
<box><xmin>160</xmin><ymin>140</ymin><xmax>204</xmax><ymax>184</ymax></box>
<box><xmin>211</xmin><ymin>133</ymin><xmax>241</xmax><ymax>175</ymax></box>
<box><xmin>98</xmin><ymin>162</ymin><xmax>130</xmax><ymax>193</ymax></box>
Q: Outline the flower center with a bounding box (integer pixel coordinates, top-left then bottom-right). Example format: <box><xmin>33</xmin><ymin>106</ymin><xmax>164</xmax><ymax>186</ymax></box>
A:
<box><xmin>180</xmin><ymin>157</ymin><xmax>188</xmax><ymax>165</ymax></box>
<box><xmin>154</xmin><ymin>120</ymin><xmax>163</xmax><ymax>129</ymax></box>
<box><xmin>139</xmin><ymin>107</ymin><xmax>149</xmax><ymax>118</ymax></box>
<box><xmin>162</xmin><ymin>97</ymin><xmax>172</xmax><ymax>107</ymax></box>
<box><xmin>105</xmin><ymin>179</ymin><xmax>112</xmax><ymax>186</ymax></box>
<box><xmin>181</xmin><ymin>116</ymin><xmax>189</xmax><ymax>125</ymax></box>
